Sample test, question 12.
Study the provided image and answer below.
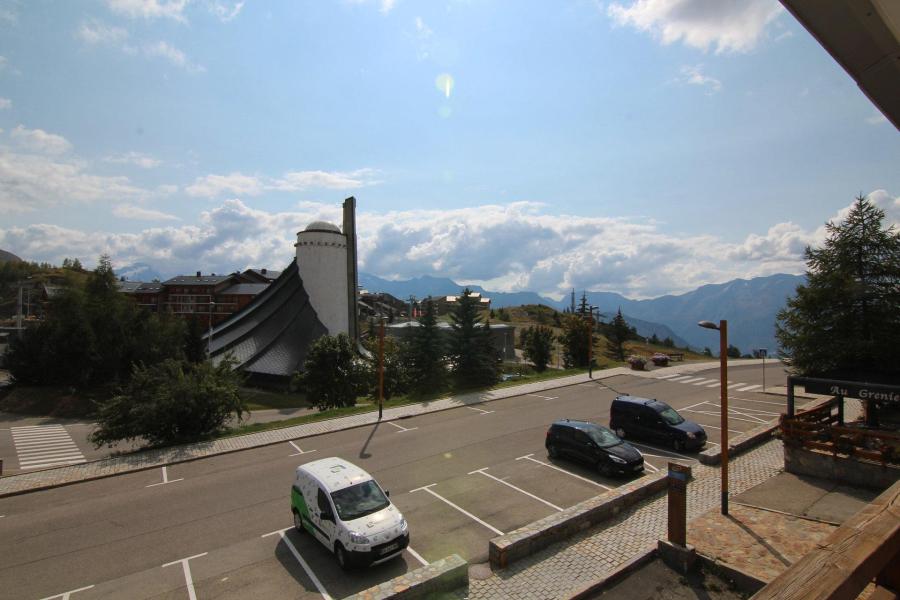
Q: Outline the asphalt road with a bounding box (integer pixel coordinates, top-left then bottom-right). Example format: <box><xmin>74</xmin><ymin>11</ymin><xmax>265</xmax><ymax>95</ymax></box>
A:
<box><xmin>0</xmin><ymin>362</ymin><xmax>788</xmax><ymax>600</ymax></box>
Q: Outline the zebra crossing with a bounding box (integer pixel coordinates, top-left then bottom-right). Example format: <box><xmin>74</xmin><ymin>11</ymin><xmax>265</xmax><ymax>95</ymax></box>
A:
<box><xmin>652</xmin><ymin>372</ymin><xmax>762</xmax><ymax>392</ymax></box>
<box><xmin>10</xmin><ymin>424</ymin><xmax>87</xmax><ymax>470</ymax></box>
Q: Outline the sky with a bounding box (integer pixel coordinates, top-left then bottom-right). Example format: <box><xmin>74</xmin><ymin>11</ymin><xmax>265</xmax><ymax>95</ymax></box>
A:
<box><xmin>0</xmin><ymin>0</ymin><xmax>898</xmax><ymax>299</ymax></box>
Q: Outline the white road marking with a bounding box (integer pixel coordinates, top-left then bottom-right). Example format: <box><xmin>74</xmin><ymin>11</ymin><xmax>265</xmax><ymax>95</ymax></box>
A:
<box><xmin>289</xmin><ymin>441</ymin><xmax>317</xmax><ymax>456</ymax></box>
<box><xmin>162</xmin><ymin>553</ymin><xmax>207</xmax><ymax>600</ymax></box>
<box><xmin>654</xmin><ymin>373</ymin><xmax>678</xmax><ymax>379</ymax></box>
<box><xmin>516</xmin><ymin>454</ymin><xmax>611</xmax><ymax>490</ymax></box>
<box><xmin>737</xmin><ymin>384</ymin><xmax>761</xmax><ymax>392</ymax></box>
<box><xmin>683</xmin><ymin>409</ymin><xmax>765</xmax><ymax>425</ymax></box>
<box><xmin>467</xmin><ymin>406</ymin><xmax>494</xmax><ymax>415</ymax></box>
<box><xmin>696</xmin><ymin>424</ymin><xmax>744</xmax><ymax>434</ymax></box>
<box><xmin>39</xmin><ymin>585</ymin><xmax>95</xmax><ymax>600</ymax></box>
<box><xmin>730</xmin><ymin>396</ymin><xmax>786</xmax><ymax>407</ymax></box>
<box><xmin>679</xmin><ymin>400</ymin><xmax>711</xmax><ymax>412</ymax></box>
<box><xmin>469</xmin><ymin>467</ymin><xmax>563</xmax><ymax>511</ymax></box>
<box><xmin>387</xmin><ymin>422</ymin><xmax>418</xmax><ymax>433</ymax></box>
<box><xmin>526</xmin><ymin>394</ymin><xmax>558</xmax><ymax>400</ymax></box>
<box><xmin>407</xmin><ymin>546</ymin><xmax>428</xmax><ymax>566</ymax></box>
<box><xmin>628</xmin><ymin>443</ymin><xmax>698</xmax><ymax>462</ymax></box>
<box><xmin>670</xmin><ymin>376</ymin><xmax>694</xmax><ymax>382</ymax></box>
<box><xmin>706</xmin><ymin>382</ymin><xmax>721</xmax><ymax>388</ymax></box>
<box><xmin>410</xmin><ymin>484</ymin><xmax>504</xmax><ymax>535</ymax></box>
<box><xmin>11</xmin><ymin>425</ymin><xmax>85</xmax><ymax>470</ymax></box>
<box><xmin>642</xmin><ymin>461</ymin><xmax>660</xmax><ymax>473</ymax></box>
<box><xmin>691</xmin><ymin>379</ymin><xmax>716</xmax><ymax>386</ymax></box>
<box><xmin>727</xmin><ymin>383</ymin><xmax>745</xmax><ymax>389</ymax></box>
<box><xmin>680</xmin><ymin>377</ymin><xmax>706</xmax><ymax>384</ymax></box>
<box><xmin>262</xmin><ymin>529</ymin><xmax>332</xmax><ymax>600</ymax></box>
<box><xmin>146</xmin><ymin>465</ymin><xmax>183</xmax><ymax>488</ymax></box>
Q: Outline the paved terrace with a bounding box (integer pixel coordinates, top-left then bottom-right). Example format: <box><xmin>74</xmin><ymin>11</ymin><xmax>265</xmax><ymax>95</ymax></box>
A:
<box><xmin>0</xmin><ymin>359</ymin><xmax>767</xmax><ymax>497</ymax></box>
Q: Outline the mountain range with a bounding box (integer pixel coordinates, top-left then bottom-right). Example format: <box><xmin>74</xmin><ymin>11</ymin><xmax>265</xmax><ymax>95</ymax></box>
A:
<box><xmin>359</xmin><ymin>272</ymin><xmax>805</xmax><ymax>355</ymax></box>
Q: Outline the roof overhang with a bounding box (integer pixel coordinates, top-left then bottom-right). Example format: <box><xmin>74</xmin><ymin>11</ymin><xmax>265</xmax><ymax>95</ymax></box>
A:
<box><xmin>781</xmin><ymin>0</ymin><xmax>900</xmax><ymax>130</ymax></box>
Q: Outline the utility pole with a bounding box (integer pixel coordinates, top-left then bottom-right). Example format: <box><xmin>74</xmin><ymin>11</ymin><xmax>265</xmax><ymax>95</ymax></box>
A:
<box><xmin>378</xmin><ymin>318</ymin><xmax>386</xmax><ymax>420</ymax></box>
<box><xmin>587</xmin><ymin>305</ymin><xmax>596</xmax><ymax>378</ymax></box>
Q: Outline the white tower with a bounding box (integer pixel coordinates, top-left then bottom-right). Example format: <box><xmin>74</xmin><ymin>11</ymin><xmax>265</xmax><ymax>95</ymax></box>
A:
<box><xmin>295</xmin><ymin>221</ymin><xmax>350</xmax><ymax>336</ymax></box>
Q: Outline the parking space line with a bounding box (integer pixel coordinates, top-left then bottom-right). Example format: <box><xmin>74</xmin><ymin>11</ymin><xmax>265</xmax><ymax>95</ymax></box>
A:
<box><xmin>737</xmin><ymin>384</ymin><xmax>761</xmax><ymax>392</ymax></box>
<box><xmin>730</xmin><ymin>396</ymin><xmax>786</xmax><ymax>407</ymax></box>
<box><xmin>146</xmin><ymin>466</ymin><xmax>184</xmax><ymax>488</ymax></box>
<box><xmin>262</xmin><ymin>528</ymin><xmax>332</xmax><ymax>600</ymax></box>
<box><xmin>679</xmin><ymin>400</ymin><xmax>711</xmax><ymax>411</ymax></box>
<box><xmin>467</xmin><ymin>407</ymin><xmax>494</xmax><ymax>415</ymax></box>
<box><xmin>683</xmin><ymin>408</ymin><xmax>766</xmax><ymax>425</ymax></box>
<box><xmin>162</xmin><ymin>552</ymin><xmax>207</xmax><ymax>600</ymax></box>
<box><xmin>289</xmin><ymin>441</ymin><xmax>317</xmax><ymax>456</ymax></box>
<box><xmin>407</xmin><ymin>546</ymin><xmax>428</xmax><ymax>566</ymax></box>
<box><xmin>628</xmin><ymin>443</ymin><xmax>698</xmax><ymax>462</ymax></box>
<box><xmin>39</xmin><ymin>585</ymin><xmax>95</xmax><ymax>600</ymax></box>
<box><xmin>696</xmin><ymin>424</ymin><xmax>744</xmax><ymax>434</ymax></box>
<box><xmin>468</xmin><ymin>467</ymin><xmax>563</xmax><ymax>511</ymax></box>
<box><xmin>387</xmin><ymin>422</ymin><xmax>418</xmax><ymax>433</ymax></box>
<box><xmin>410</xmin><ymin>484</ymin><xmax>504</xmax><ymax>535</ymax></box>
<box><xmin>516</xmin><ymin>454</ymin><xmax>612</xmax><ymax>490</ymax></box>
<box><xmin>526</xmin><ymin>394</ymin><xmax>558</xmax><ymax>400</ymax></box>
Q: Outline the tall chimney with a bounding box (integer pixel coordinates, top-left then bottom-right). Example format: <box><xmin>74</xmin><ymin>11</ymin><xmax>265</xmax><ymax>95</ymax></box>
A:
<box><xmin>196</xmin><ymin>271</ymin><xmax>201</xmax><ymax>277</ymax></box>
<box><xmin>343</xmin><ymin>197</ymin><xmax>359</xmax><ymax>342</ymax></box>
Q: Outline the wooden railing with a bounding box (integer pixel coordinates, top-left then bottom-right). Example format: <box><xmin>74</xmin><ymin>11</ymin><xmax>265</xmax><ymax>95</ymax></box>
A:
<box><xmin>780</xmin><ymin>398</ymin><xmax>900</xmax><ymax>466</ymax></box>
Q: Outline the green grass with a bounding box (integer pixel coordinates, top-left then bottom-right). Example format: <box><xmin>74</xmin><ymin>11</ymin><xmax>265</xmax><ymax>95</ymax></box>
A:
<box><xmin>239</xmin><ymin>387</ymin><xmax>309</xmax><ymax>411</ymax></box>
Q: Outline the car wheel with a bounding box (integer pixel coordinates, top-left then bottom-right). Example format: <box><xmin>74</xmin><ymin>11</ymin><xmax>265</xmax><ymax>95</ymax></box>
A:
<box><xmin>292</xmin><ymin>510</ymin><xmax>303</xmax><ymax>533</ymax></box>
<box><xmin>673</xmin><ymin>439</ymin><xmax>684</xmax><ymax>452</ymax></box>
<box><xmin>547</xmin><ymin>444</ymin><xmax>559</xmax><ymax>459</ymax></box>
<box><xmin>598</xmin><ymin>460</ymin><xmax>614</xmax><ymax>477</ymax></box>
<box><xmin>335</xmin><ymin>544</ymin><xmax>351</xmax><ymax>570</ymax></box>
<box><xmin>615</xmin><ymin>428</ymin><xmax>626</xmax><ymax>439</ymax></box>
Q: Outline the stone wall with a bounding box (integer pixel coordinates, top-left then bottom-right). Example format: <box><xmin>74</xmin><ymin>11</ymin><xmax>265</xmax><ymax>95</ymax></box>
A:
<box><xmin>346</xmin><ymin>554</ymin><xmax>467</xmax><ymax>600</ymax></box>
<box><xmin>784</xmin><ymin>445</ymin><xmax>900</xmax><ymax>491</ymax></box>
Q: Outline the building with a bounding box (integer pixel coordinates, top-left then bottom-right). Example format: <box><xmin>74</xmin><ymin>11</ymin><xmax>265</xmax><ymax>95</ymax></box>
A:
<box><xmin>434</xmin><ymin>292</ymin><xmax>491</xmax><ymax>316</ymax></box>
<box><xmin>204</xmin><ymin>197</ymin><xmax>360</xmax><ymax>379</ymax></box>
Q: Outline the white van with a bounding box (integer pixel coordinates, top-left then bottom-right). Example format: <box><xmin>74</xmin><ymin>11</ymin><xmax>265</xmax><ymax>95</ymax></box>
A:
<box><xmin>291</xmin><ymin>457</ymin><xmax>409</xmax><ymax>569</ymax></box>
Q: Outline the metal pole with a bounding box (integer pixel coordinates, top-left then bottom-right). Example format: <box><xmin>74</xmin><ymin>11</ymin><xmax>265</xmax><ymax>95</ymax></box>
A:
<box><xmin>587</xmin><ymin>309</ymin><xmax>593</xmax><ymax>379</ymax></box>
<box><xmin>378</xmin><ymin>319</ymin><xmax>385</xmax><ymax>421</ymax></box>
<box><xmin>762</xmin><ymin>351</ymin><xmax>766</xmax><ymax>392</ymax></box>
<box><xmin>719</xmin><ymin>319</ymin><xmax>729</xmax><ymax>516</ymax></box>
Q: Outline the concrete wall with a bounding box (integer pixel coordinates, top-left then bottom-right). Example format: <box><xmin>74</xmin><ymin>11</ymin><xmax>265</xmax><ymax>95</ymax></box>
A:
<box><xmin>295</xmin><ymin>229</ymin><xmax>349</xmax><ymax>337</ymax></box>
<box><xmin>784</xmin><ymin>444</ymin><xmax>900</xmax><ymax>491</ymax></box>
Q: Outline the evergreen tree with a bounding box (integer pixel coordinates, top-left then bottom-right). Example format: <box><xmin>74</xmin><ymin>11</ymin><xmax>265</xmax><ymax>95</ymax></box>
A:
<box><xmin>703</xmin><ymin>347</ymin><xmax>713</xmax><ymax>357</ymax></box>
<box><xmin>776</xmin><ymin>195</ymin><xmax>900</xmax><ymax>378</ymax></box>
<box><xmin>560</xmin><ymin>313</ymin><xmax>593</xmax><ymax>368</ymax></box>
<box><xmin>662</xmin><ymin>337</ymin><xmax>675</xmax><ymax>348</ymax></box>
<box><xmin>604</xmin><ymin>308</ymin><xmax>630</xmax><ymax>361</ymax></box>
<box><xmin>184</xmin><ymin>315</ymin><xmax>207</xmax><ymax>363</ymax></box>
<box><xmin>448</xmin><ymin>288</ymin><xmax>499</xmax><ymax>388</ymax></box>
<box><xmin>649</xmin><ymin>333</ymin><xmax>660</xmax><ymax>345</ymax></box>
<box><xmin>301</xmin><ymin>333</ymin><xmax>362</xmax><ymax>410</ymax></box>
<box><xmin>521</xmin><ymin>325</ymin><xmax>555</xmax><ymax>372</ymax></box>
<box><xmin>726</xmin><ymin>344</ymin><xmax>741</xmax><ymax>358</ymax></box>
<box><xmin>405</xmin><ymin>298</ymin><xmax>447</xmax><ymax>394</ymax></box>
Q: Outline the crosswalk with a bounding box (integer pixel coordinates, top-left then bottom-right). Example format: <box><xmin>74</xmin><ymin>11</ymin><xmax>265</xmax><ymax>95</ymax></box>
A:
<box><xmin>653</xmin><ymin>373</ymin><xmax>762</xmax><ymax>392</ymax></box>
<box><xmin>11</xmin><ymin>425</ymin><xmax>86</xmax><ymax>470</ymax></box>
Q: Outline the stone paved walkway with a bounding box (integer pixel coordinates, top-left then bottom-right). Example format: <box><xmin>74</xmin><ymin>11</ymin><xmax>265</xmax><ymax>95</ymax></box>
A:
<box><xmin>467</xmin><ymin>438</ymin><xmax>786</xmax><ymax>599</ymax></box>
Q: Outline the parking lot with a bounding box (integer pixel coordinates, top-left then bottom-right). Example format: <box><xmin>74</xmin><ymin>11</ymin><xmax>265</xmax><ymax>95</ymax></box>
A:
<box><xmin>0</xmin><ymin>363</ymin><xmax>788</xmax><ymax>600</ymax></box>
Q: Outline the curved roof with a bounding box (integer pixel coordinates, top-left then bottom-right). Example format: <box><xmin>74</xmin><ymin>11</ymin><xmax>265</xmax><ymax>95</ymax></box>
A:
<box><xmin>304</xmin><ymin>221</ymin><xmax>341</xmax><ymax>233</ymax></box>
<box><xmin>205</xmin><ymin>260</ymin><xmax>328</xmax><ymax>377</ymax></box>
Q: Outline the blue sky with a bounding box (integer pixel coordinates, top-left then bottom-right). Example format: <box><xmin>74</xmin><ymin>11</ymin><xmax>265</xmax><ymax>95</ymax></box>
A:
<box><xmin>0</xmin><ymin>0</ymin><xmax>898</xmax><ymax>298</ymax></box>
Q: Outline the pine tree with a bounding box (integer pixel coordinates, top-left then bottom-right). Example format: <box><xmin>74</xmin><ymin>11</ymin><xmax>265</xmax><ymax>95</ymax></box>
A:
<box><xmin>776</xmin><ymin>195</ymin><xmax>900</xmax><ymax>377</ymax></box>
<box><xmin>406</xmin><ymin>298</ymin><xmax>447</xmax><ymax>394</ymax></box>
<box><xmin>522</xmin><ymin>325</ymin><xmax>555</xmax><ymax>372</ymax></box>
<box><xmin>448</xmin><ymin>288</ymin><xmax>499</xmax><ymax>388</ymax></box>
<box><xmin>560</xmin><ymin>313</ymin><xmax>593</xmax><ymax>368</ymax></box>
<box><xmin>605</xmin><ymin>308</ymin><xmax>630</xmax><ymax>361</ymax></box>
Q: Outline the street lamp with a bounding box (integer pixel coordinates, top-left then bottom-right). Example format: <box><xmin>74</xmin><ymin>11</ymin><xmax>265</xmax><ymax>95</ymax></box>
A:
<box><xmin>378</xmin><ymin>316</ymin><xmax>387</xmax><ymax>420</ymax></box>
<box><xmin>587</xmin><ymin>305</ymin><xmax>597</xmax><ymax>378</ymax></box>
<box><xmin>698</xmin><ymin>319</ymin><xmax>729</xmax><ymax>515</ymax></box>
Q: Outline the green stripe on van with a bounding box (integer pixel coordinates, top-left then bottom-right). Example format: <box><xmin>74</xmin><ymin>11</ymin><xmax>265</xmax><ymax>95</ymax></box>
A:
<box><xmin>291</xmin><ymin>486</ymin><xmax>314</xmax><ymax>534</ymax></box>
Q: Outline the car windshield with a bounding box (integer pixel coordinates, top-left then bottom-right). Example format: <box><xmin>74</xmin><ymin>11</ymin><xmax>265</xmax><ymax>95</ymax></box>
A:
<box><xmin>585</xmin><ymin>426</ymin><xmax>621</xmax><ymax>448</ymax></box>
<box><xmin>330</xmin><ymin>480</ymin><xmax>390</xmax><ymax>522</ymax></box>
<box><xmin>658</xmin><ymin>406</ymin><xmax>685</xmax><ymax>425</ymax></box>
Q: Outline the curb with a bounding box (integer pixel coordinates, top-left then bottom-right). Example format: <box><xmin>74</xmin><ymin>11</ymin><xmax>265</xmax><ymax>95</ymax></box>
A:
<box><xmin>489</xmin><ymin>470</ymin><xmax>670</xmax><ymax>570</ymax></box>
<box><xmin>566</xmin><ymin>546</ymin><xmax>657</xmax><ymax>599</ymax></box>
<box><xmin>345</xmin><ymin>554</ymin><xmax>467</xmax><ymax>600</ymax></box>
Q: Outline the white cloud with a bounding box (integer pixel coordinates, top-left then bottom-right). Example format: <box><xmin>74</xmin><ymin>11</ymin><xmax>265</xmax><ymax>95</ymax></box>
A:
<box><xmin>207</xmin><ymin>0</ymin><xmax>244</xmax><ymax>21</ymax></box>
<box><xmin>143</xmin><ymin>40</ymin><xmax>204</xmax><ymax>72</ymax></box>
<box><xmin>0</xmin><ymin>97</ymin><xmax>10</xmax><ymax>109</ymax></box>
<box><xmin>3</xmin><ymin>192</ymin><xmax>895</xmax><ymax>298</ymax></box>
<box><xmin>107</xmin><ymin>0</ymin><xmax>190</xmax><ymax>22</ymax></box>
<box><xmin>678</xmin><ymin>64</ymin><xmax>721</xmax><ymax>93</ymax></box>
<box><xmin>10</xmin><ymin>125</ymin><xmax>72</xmax><ymax>155</ymax></box>
<box><xmin>104</xmin><ymin>151</ymin><xmax>162</xmax><ymax>168</ymax></box>
<box><xmin>380</xmin><ymin>0</ymin><xmax>397</xmax><ymax>14</ymax></box>
<box><xmin>113</xmin><ymin>204</ymin><xmax>180</xmax><ymax>221</ymax></box>
<box><xmin>77</xmin><ymin>19</ymin><xmax>129</xmax><ymax>45</ymax></box>
<box><xmin>866</xmin><ymin>112</ymin><xmax>888</xmax><ymax>126</ymax></box>
<box><xmin>415</xmin><ymin>16</ymin><xmax>432</xmax><ymax>38</ymax></box>
<box><xmin>186</xmin><ymin>169</ymin><xmax>380</xmax><ymax>197</ymax></box>
<box><xmin>186</xmin><ymin>172</ymin><xmax>264</xmax><ymax>197</ymax></box>
<box><xmin>607</xmin><ymin>0</ymin><xmax>784</xmax><ymax>54</ymax></box>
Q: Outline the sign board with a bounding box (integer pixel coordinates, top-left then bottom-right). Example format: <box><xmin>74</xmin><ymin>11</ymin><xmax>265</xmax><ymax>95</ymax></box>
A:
<box><xmin>803</xmin><ymin>380</ymin><xmax>900</xmax><ymax>403</ymax></box>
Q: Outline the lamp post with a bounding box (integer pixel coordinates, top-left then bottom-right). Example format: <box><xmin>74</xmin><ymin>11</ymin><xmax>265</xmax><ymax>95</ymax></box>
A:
<box><xmin>587</xmin><ymin>305</ymin><xmax>597</xmax><ymax>378</ymax></box>
<box><xmin>699</xmin><ymin>319</ymin><xmax>729</xmax><ymax>515</ymax></box>
<box><xmin>378</xmin><ymin>317</ymin><xmax>386</xmax><ymax>421</ymax></box>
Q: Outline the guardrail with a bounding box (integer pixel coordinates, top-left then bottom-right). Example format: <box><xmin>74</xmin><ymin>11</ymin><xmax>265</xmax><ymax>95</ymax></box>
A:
<box><xmin>780</xmin><ymin>398</ymin><xmax>900</xmax><ymax>466</ymax></box>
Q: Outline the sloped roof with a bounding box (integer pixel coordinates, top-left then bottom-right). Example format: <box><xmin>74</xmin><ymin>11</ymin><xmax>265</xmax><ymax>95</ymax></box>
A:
<box><xmin>220</xmin><ymin>283</ymin><xmax>270</xmax><ymax>296</ymax></box>
<box><xmin>163</xmin><ymin>274</ymin><xmax>232</xmax><ymax>286</ymax></box>
<box><xmin>206</xmin><ymin>260</ymin><xmax>328</xmax><ymax>377</ymax></box>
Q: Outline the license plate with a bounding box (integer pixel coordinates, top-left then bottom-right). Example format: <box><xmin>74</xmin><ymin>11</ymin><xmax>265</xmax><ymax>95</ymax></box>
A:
<box><xmin>380</xmin><ymin>543</ymin><xmax>399</xmax><ymax>555</ymax></box>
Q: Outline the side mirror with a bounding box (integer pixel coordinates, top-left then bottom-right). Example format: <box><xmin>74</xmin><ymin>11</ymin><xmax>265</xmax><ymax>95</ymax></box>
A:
<box><xmin>385</xmin><ymin>490</ymin><xmax>390</xmax><ymax>497</ymax></box>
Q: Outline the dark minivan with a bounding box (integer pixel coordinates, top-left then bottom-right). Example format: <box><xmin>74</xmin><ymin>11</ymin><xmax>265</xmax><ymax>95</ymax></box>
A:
<box><xmin>609</xmin><ymin>395</ymin><xmax>707</xmax><ymax>451</ymax></box>
<box><xmin>545</xmin><ymin>419</ymin><xmax>644</xmax><ymax>477</ymax></box>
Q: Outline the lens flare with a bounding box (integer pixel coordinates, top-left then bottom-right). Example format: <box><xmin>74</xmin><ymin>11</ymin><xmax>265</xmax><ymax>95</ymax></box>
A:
<box><xmin>435</xmin><ymin>73</ymin><xmax>454</xmax><ymax>98</ymax></box>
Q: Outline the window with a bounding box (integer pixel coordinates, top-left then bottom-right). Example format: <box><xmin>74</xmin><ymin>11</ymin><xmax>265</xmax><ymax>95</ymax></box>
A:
<box><xmin>330</xmin><ymin>480</ymin><xmax>390</xmax><ymax>521</ymax></box>
<box><xmin>317</xmin><ymin>488</ymin><xmax>332</xmax><ymax>514</ymax></box>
